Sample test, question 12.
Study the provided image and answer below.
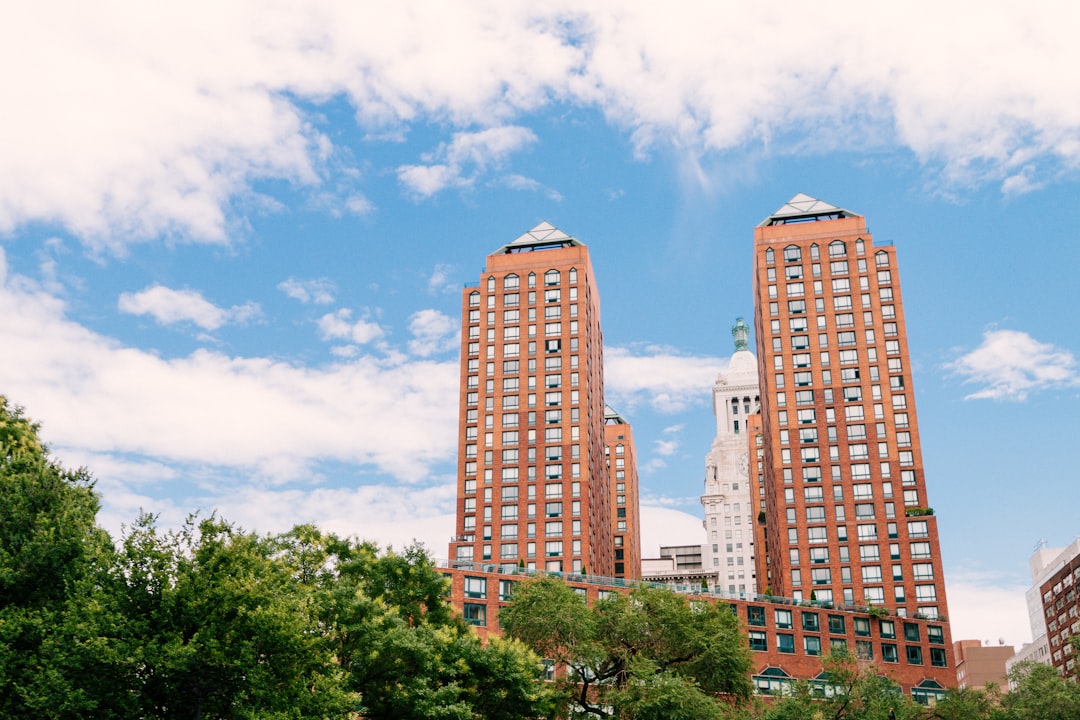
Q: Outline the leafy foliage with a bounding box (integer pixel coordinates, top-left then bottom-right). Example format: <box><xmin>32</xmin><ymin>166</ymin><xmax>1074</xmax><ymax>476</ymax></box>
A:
<box><xmin>500</xmin><ymin>576</ymin><xmax>753</xmax><ymax>718</ymax></box>
<box><xmin>0</xmin><ymin>396</ymin><xmax>555</xmax><ymax>719</ymax></box>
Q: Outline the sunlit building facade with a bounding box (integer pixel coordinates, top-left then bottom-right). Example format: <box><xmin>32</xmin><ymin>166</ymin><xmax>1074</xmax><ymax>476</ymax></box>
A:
<box><xmin>702</xmin><ymin>318</ymin><xmax>760</xmax><ymax>595</ymax></box>
<box><xmin>449</xmin><ymin>222</ymin><xmax>614</xmax><ymax>577</ymax></box>
<box><xmin>752</xmin><ymin>194</ymin><xmax>950</xmax><ymax>627</ymax></box>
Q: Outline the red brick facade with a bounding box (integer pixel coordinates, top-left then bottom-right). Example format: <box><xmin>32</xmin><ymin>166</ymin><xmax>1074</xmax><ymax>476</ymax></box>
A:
<box><xmin>751</xmin><ymin>199</ymin><xmax>950</xmax><ymax>637</ymax></box>
<box><xmin>1040</xmin><ymin>554</ymin><xmax>1080</xmax><ymax>679</ymax></box>
<box><xmin>442</xmin><ymin>563</ymin><xmax>953</xmax><ymax>700</ymax></box>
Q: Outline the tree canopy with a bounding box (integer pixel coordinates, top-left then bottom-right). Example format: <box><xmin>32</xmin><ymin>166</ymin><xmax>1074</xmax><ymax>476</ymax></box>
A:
<box><xmin>500</xmin><ymin>575</ymin><xmax>753</xmax><ymax>719</ymax></box>
<box><xmin>0</xmin><ymin>396</ymin><xmax>555</xmax><ymax>720</ymax></box>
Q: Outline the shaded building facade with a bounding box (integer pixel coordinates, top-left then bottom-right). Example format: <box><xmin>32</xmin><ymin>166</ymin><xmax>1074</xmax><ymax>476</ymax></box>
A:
<box><xmin>605</xmin><ymin>407</ymin><xmax>641</xmax><ymax>579</ymax></box>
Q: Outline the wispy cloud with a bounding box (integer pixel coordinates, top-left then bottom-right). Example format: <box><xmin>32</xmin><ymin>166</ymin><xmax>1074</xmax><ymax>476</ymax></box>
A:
<box><xmin>605</xmin><ymin>345</ymin><xmax>722</xmax><ymax>413</ymax></box>
<box><xmin>947</xmin><ymin>328</ymin><xmax>1079</xmax><ymax>401</ymax></box>
<box><xmin>397</xmin><ymin>126</ymin><xmax>539</xmax><ymax>198</ymax></box>
<box><xmin>278</xmin><ymin>277</ymin><xmax>337</xmax><ymax>305</ymax></box>
<box><xmin>118</xmin><ymin>285</ymin><xmax>260</xmax><ymax>331</ymax></box>
<box><xmin>316</xmin><ymin>308</ymin><xmax>385</xmax><ymax>345</ymax></box>
<box><xmin>426</xmin><ymin>264</ymin><xmax>457</xmax><ymax>295</ymax></box>
<box><xmin>407</xmin><ymin>309</ymin><xmax>458</xmax><ymax>357</ymax></box>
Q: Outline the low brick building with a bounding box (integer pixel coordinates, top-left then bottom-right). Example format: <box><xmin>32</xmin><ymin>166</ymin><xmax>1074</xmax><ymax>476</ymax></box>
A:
<box><xmin>442</xmin><ymin>562</ymin><xmax>954</xmax><ymax>704</ymax></box>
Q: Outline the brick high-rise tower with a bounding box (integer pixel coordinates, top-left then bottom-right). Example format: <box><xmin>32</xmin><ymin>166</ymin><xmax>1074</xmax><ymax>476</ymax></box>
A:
<box><xmin>449</xmin><ymin>222</ymin><xmax>617</xmax><ymax>577</ymax></box>
<box><xmin>753</xmin><ymin>195</ymin><xmax>949</xmax><ymax>621</ymax></box>
<box><xmin>604</xmin><ymin>406</ymin><xmax>641</xmax><ymax>580</ymax></box>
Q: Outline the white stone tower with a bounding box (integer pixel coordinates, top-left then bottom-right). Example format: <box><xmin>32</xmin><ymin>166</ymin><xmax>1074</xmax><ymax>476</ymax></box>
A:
<box><xmin>701</xmin><ymin>318</ymin><xmax>760</xmax><ymax>596</ymax></box>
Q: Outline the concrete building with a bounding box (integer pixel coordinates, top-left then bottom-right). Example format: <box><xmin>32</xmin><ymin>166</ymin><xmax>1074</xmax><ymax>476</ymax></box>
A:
<box><xmin>605</xmin><ymin>407</ymin><xmax>641</xmax><ymax>579</ymax></box>
<box><xmin>449</xmin><ymin>222</ymin><xmax>630</xmax><ymax>577</ymax></box>
<box><xmin>752</xmin><ymin>194</ymin><xmax>951</xmax><ymax>636</ymax></box>
<box><xmin>702</xmin><ymin>318</ymin><xmax>760</xmax><ymax>596</ymax></box>
<box><xmin>954</xmin><ymin>639</ymin><xmax>1014</xmax><ymax>689</ymax></box>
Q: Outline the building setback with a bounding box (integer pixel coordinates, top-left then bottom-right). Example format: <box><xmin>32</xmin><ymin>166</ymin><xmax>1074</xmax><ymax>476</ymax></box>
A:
<box><xmin>449</xmin><ymin>222</ymin><xmax>625</xmax><ymax>578</ymax></box>
<box><xmin>752</xmin><ymin>195</ymin><xmax>952</xmax><ymax>633</ymax></box>
<box><xmin>605</xmin><ymin>407</ymin><xmax>642</xmax><ymax>580</ymax></box>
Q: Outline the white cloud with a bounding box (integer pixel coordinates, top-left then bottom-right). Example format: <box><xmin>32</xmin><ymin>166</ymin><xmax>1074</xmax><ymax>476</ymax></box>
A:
<box><xmin>3</xmin><ymin>4</ymin><xmax>1080</xmax><ymax>246</ymax></box>
<box><xmin>653</xmin><ymin>439</ymin><xmax>678</xmax><ymax>457</ymax></box>
<box><xmin>651</xmin><ymin>424</ymin><xmax>683</xmax><ymax>459</ymax></box>
<box><xmin>945</xmin><ymin>568</ymin><xmax>1032</xmax><ymax>648</ymax></box>
<box><xmin>344</xmin><ymin>193</ymin><xmax>375</xmax><ymax>216</ymax></box>
<box><xmin>118</xmin><ymin>285</ymin><xmax>261</xmax><ymax>331</ymax></box>
<box><xmin>947</xmin><ymin>328</ymin><xmax>1079</xmax><ymax>401</ymax></box>
<box><xmin>317</xmin><ymin>308</ymin><xmax>385</xmax><ymax>345</ymax></box>
<box><xmin>426</xmin><ymin>264</ymin><xmax>457</xmax><ymax>295</ymax></box>
<box><xmin>397</xmin><ymin>126</ymin><xmax>539</xmax><ymax>197</ymax></box>
<box><xmin>0</xmin><ymin>252</ymin><xmax>456</xmax><ymax>483</ymax></box>
<box><xmin>408</xmin><ymin>309</ymin><xmax>458</xmax><ymax>357</ymax></box>
<box><xmin>278</xmin><ymin>277</ymin><xmax>337</xmax><ymax>305</ymax></box>
<box><xmin>604</xmin><ymin>345</ymin><xmax>722</xmax><ymax>413</ymax></box>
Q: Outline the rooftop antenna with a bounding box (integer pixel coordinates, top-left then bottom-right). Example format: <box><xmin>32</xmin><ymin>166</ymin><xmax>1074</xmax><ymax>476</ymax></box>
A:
<box><xmin>1033</xmin><ymin>538</ymin><xmax>1048</xmax><ymax>553</ymax></box>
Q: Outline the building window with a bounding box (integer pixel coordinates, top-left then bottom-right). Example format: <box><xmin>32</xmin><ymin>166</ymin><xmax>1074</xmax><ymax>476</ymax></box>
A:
<box><xmin>784</xmin><ymin>245</ymin><xmax>802</xmax><ymax>263</ymax></box>
<box><xmin>805</xmin><ymin>636</ymin><xmax>822</xmax><ymax>656</ymax></box>
<box><xmin>749</xmin><ymin>631</ymin><xmax>768</xmax><ymax>651</ymax></box>
<box><xmin>747</xmin><ymin>606</ymin><xmax>766</xmax><ymax>626</ymax></box>
<box><xmin>777</xmin><ymin>634</ymin><xmax>795</xmax><ymax>654</ymax></box>
<box><xmin>463</xmin><ymin>603</ymin><xmax>486</xmax><ymax>626</ymax></box>
<box><xmin>828</xmin><ymin>615</ymin><xmax>845</xmax><ymax>634</ymax></box>
<box><xmin>906</xmin><ymin>646</ymin><xmax>923</xmax><ymax>665</ymax></box>
<box><xmin>545</xmin><ymin>269</ymin><xmax>560</xmax><ymax>286</ymax></box>
<box><xmin>881</xmin><ymin>643</ymin><xmax>898</xmax><ymax>663</ymax></box>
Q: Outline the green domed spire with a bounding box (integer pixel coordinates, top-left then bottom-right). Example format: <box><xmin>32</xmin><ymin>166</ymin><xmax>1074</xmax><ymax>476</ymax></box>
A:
<box><xmin>732</xmin><ymin>317</ymin><xmax>750</xmax><ymax>351</ymax></box>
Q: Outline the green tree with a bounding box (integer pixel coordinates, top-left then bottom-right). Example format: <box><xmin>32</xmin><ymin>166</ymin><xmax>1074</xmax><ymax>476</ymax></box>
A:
<box><xmin>105</xmin><ymin>514</ymin><xmax>355</xmax><ymax>719</ymax></box>
<box><xmin>756</xmin><ymin>651</ymin><xmax>924</xmax><ymax>720</ymax></box>
<box><xmin>924</xmin><ymin>685</ymin><xmax>1002</xmax><ymax>720</ymax></box>
<box><xmin>998</xmin><ymin>661</ymin><xmax>1080</xmax><ymax>720</ymax></box>
<box><xmin>0</xmin><ymin>396</ymin><xmax>116</xmax><ymax>717</ymax></box>
<box><xmin>277</xmin><ymin>527</ymin><xmax>557</xmax><ymax>720</ymax></box>
<box><xmin>500</xmin><ymin>576</ymin><xmax>753</xmax><ymax>718</ymax></box>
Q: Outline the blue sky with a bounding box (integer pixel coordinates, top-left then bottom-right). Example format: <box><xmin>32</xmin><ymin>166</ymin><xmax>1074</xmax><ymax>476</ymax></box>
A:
<box><xmin>2</xmin><ymin>2</ymin><xmax>1079</xmax><ymax>647</ymax></box>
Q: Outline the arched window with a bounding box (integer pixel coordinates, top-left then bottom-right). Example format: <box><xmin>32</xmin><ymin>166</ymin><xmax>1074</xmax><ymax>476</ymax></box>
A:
<box><xmin>765</xmin><ymin>248</ymin><xmax>775</xmax><ymax>265</ymax></box>
<box><xmin>487</xmin><ymin>276</ymin><xmax>496</xmax><ymax>292</ymax></box>
<box><xmin>568</xmin><ymin>268</ymin><xmax>578</xmax><ymax>284</ymax></box>
<box><xmin>828</xmin><ymin>240</ymin><xmax>846</xmax><ymax>258</ymax></box>
<box><xmin>855</xmin><ymin>238</ymin><xmax>865</xmax><ymax>256</ymax></box>
<box><xmin>545</xmin><ymin>269</ymin><xmax>560</xmax><ymax>286</ymax></box>
<box><xmin>809</xmin><ymin>243</ymin><xmax>820</xmax><ymax>260</ymax></box>
<box><xmin>783</xmin><ymin>245</ymin><xmax>802</xmax><ymax>263</ymax></box>
<box><xmin>504</xmin><ymin>273</ymin><xmax>520</xmax><ymax>290</ymax></box>
<box><xmin>875</xmin><ymin>251</ymin><xmax>889</xmax><ymax>267</ymax></box>
<box><xmin>527</xmin><ymin>272</ymin><xmax>536</xmax><ymax>288</ymax></box>
<box><xmin>468</xmin><ymin>291</ymin><xmax>480</xmax><ymax>306</ymax></box>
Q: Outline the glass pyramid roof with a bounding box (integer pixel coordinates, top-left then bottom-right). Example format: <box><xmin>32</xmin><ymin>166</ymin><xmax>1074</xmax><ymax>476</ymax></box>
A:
<box><xmin>493</xmin><ymin>221</ymin><xmax>583</xmax><ymax>254</ymax></box>
<box><xmin>758</xmin><ymin>193</ymin><xmax>860</xmax><ymax>227</ymax></box>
